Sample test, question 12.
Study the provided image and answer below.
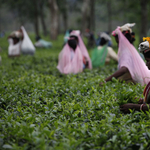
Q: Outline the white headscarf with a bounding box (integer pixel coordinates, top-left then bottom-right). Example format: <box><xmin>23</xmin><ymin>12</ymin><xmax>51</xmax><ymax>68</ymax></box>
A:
<box><xmin>120</xmin><ymin>23</ymin><xmax>136</xmax><ymax>33</ymax></box>
<box><xmin>100</xmin><ymin>32</ymin><xmax>111</xmax><ymax>41</ymax></box>
<box><xmin>112</xmin><ymin>23</ymin><xmax>136</xmax><ymax>36</ymax></box>
<box><xmin>138</xmin><ymin>41</ymin><xmax>150</xmax><ymax>53</ymax></box>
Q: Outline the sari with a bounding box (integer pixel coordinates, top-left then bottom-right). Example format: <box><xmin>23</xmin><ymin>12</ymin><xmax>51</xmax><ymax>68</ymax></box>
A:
<box><xmin>115</xmin><ymin>27</ymin><xmax>150</xmax><ymax>86</ymax></box>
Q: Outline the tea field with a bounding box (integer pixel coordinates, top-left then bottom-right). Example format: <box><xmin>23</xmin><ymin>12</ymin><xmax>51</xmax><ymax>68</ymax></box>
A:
<box><xmin>0</xmin><ymin>35</ymin><xmax>150</xmax><ymax>150</ymax></box>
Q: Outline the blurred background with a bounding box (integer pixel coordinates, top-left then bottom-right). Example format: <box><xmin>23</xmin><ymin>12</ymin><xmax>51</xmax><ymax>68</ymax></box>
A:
<box><xmin>0</xmin><ymin>0</ymin><xmax>150</xmax><ymax>45</ymax></box>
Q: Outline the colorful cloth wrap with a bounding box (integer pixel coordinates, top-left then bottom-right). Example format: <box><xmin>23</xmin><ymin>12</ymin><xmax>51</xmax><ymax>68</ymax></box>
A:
<box><xmin>143</xmin><ymin>81</ymin><xmax>150</xmax><ymax>103</ymax></box>
<box><xmin>113</xmin><ymin>27</ymin><xmax>150</xmax><ymax>86</ymax></box>
<box><xmin>57</xmin><ymin>30</ymin><xmax>92</xmax><ymax>74</ymax></box>
<box><xmin>91</xmin><ymin>44</ymin><xmax>108</xmax><ymax>67</ymax></box>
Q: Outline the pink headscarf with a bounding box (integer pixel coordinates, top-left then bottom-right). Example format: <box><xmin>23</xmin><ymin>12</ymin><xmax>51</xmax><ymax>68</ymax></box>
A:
<box><xmin>114</xmin><ymin>27</ymin><xmax>150</xmax><ymax>86</ymax></box>
<box><xmin>57</xmin><ymin>44</ymin><xmax>83</xmax><ymax>74</ymax></box>
<box><xmin>57</xmin><ymin>30</ymin><xmax>92</xmax><ymax>74</ymax></box>
<box><xmin>69</xmin><ymin>30</ymin><xmax>92</xmax><ymax>69</ymax></box>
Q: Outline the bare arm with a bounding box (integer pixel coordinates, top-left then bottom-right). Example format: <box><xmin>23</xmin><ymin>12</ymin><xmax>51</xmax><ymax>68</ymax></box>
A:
<box><xmin>105</xmin><ymin>66</ymin><xmax>128</xmax><ymax>82</ymax></box>
<box><xmin>120</xmin><ymin>103</ymin><xmax>150</xmax><ymax>113</ymax></box>
<box><xmin>107</xmin><ymin>47</ymin><xmax>118</xmax><ymax>62</ymax></box>
<box><xmin>8</xmin><ymin>54</ymin><xmax>20</xmax><ymax>58</ymax></box>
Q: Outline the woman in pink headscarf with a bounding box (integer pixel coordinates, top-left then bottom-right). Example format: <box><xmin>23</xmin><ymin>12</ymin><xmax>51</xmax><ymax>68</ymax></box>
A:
<box><xmin>120</xmin><ymin>40</ymin><xmax>150</xmax><ymax>113</ymax></box>
<box><xmin>57</xmin><ymin>30</ymin><xmax>92</xmax><ymax>74</ymax></box>
<box><xmin>101</xmin><ymin>23</ymin><xmax>150</xmax><ymax>86</ymax></box>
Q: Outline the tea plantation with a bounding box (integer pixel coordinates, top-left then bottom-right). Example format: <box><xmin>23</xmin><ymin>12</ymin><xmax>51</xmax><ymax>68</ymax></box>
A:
<box><xmin>0</xmin><ymin>35</ymin><xmax>150</xmax><ymax>150</ymax></box>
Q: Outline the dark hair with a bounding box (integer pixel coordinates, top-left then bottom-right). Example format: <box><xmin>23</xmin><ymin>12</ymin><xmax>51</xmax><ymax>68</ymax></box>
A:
<box><xmin>68</xmin><ymin>29</ymin><xmax>73</xmax><ymax>34</ymax></box>
<box><xmin>69</xmin><ymin>35</ymin><xmax>78</xmax><ymax>43</ymax></box>
<box><xmin>99</xmin><ymin>37</ymin><xmax>107</xmax><ymax>46</ymax></box>
<box><xmin>36</xmin><ymin>36</ymin><xmax>41</xmax><ymax>41</ymax></box>
<box><xmin>114</xmin><ymin>30</ymin><xmax>135</xmax><ymax>44</ymax></box>
<box><xmin>12</xmin><ymin>37</ymin><xmax>20</xmax><ymax>45</ymax></box>
<box><xmin>122</xmin><ymin>31</ymin><xmax>132</xmax><ymax>43</ymax></box>
<box><xmin>68</xmin><ymin>38</ymin><xmax>78</xmax><ymax>50</ymax></box>
<box><xmin>131</xmin><ymin>32</ymin><xmax>135</xmax><ymax>43</ymax></box>
<box><xmin>143</xmin><ymin>50</ymin><xmax>150</xmax><ymax>58</ymax></box>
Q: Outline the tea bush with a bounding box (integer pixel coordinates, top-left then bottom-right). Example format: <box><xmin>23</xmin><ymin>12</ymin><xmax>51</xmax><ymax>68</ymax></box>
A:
<box><xmin>0</xmin><ymin>35</ymin><xmax>150</xmax><ymax>150</ymax></box>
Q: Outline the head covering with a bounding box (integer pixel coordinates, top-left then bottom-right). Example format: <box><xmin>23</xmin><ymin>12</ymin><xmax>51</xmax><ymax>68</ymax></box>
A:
<box><xmin>138</xmin><ymin>41</ymin><xmax>150</xmax><ymax>53</ymax></box>
<box><xmin>100</xmin><ymin>32</ymin><xmax>111</xmax><ymax>41</ymax></box>
<box><xmin>120</xmin><ymin>23</ymin><xmax>135</xmax><ymax>32</ymax></box>
<box><xmin>114</xmin><ymin>27</ymin><xmax>150</xmax><ymax>86</ymax></box>
<box><xmin>68</xmin><ymin>38</ymin><xmax>78</xmax><ymax>50</ymax></box>
<box><xmin>57</xmin><ymin>44</ymin><xmax>83</xmax><ymax>74</ymax></box>
<box><xmin>10</xmin><ymin>31</ymin><xmax>23</xmax><ymax>39</ymax></box>
<box><xmin>112</xmin><ymin>23</ymin><xmax>135</xmax><ymax>36</ymax></box>
<box><xmin>70</xmin><ymin>30</ymin><xmax>92</xmax><ymax>69</ymax></box>
<box><xmin>57</xmin><ymin>30</ymin><xmax>92</xmax><ymax>74</ymax></box>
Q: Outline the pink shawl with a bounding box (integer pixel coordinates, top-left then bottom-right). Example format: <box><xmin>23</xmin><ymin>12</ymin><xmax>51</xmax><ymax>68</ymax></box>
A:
<box><xmin>57</xmin><ymin>44</ymin><xmax>83</xmax><ymax>74</ymax></box>
<box><xmin>69</xmin><ymin>30</ymin><xmax>92</xmax><ymax>69</ymax></box>
<box><xmin>57</xmin><ymin>30</ymin><xmax>92</xmax><ymax>74</ymax></box>
<box><xmin>116</xmin><ymin>27</ymin><xmax>150</xmax><ymax>86</ymax></box>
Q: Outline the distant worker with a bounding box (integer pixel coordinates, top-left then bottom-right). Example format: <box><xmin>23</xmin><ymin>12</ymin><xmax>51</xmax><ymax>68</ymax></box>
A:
<box><xmin>34</xmin><ymin>36</ymin><xmax>52</xmax><ymax>48</ymax></box>
<box><xmin>120</xmin><ymin>40</ymin><xmax>150</xmax><ymax>113</ymax></box>
<box><xmin>8</xmin><ymin>28</ymin><xmax>23</xmax><ymax>57</ymax></box>
<box><xmin>8</xmin><ymin>26</ymin><xmax>35</xmax><ymax>57</ymax></box>
<box><xmin>96</xmin><ymin>31</ymin><xmax>113</xmax><ymax>47</ymax></box>
<box><xmin>57</xmin><ymin>30</ymin><xmax>92</xmax><ymax>74</ymax></box>
<box><xmin>92</xmin><ymin>32</ymin><xmax>118</xmax><ymax>67</ymax></box>
<box><xmin>84</xmin><ymin>29</ymin><xmax>96</xmax><ymax>48</ymax></box>
<box><xmin>101</xmin><ymin>23</ymin><xmax>150</xmax><ymax>86</ymax></box>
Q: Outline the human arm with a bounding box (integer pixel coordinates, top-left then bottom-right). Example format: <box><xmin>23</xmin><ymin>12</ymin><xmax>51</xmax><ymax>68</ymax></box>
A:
<box><xmin>107</xmin><ymin>47</ymin><xmax>118</xmax><ymax>62</ymax></box>
<box><xmin>99</xmin><ymin>66</ymin><xmax>129</xmax><ymax>86</ymax></box>
<box><xmin>105</xmin><ymin>66</ymin><xmax>128</xmax><ymax>82</ymax></box>
<box><xmin>83</xmin><ymin>56</ymin><xmax>89</xmax><ymax>68</ymax></box>
<box><xmin>133</xmin><ymin>97</ymin><xmax>144</xmax><ymax>104</ymax></box>
<box><xmin>120</xmin><ymin>103</ymin><xmax>150</xmax><ymax>113</ymax></box>
<box><xmin>138</xmin><ymin>98</ymin><xmax>144</xmax><ymax>104</ymax></box>
<box><xmin>8</xmin><ymin>54</ymin><xmax>20</xmax><ymax>57</ymax></box>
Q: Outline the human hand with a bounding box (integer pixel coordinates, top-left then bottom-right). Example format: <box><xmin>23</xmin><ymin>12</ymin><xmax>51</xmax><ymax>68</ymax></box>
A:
<box><xmin>99</xmin><ymin>81</ymin><xmax>106</xmax><ymax>86</ymax></box>
<box><xmin>138</xmin><ymin>98</ymin><xmax>144</xmax><ymax>104</ymax></box>
<box><xmin>99</xmin><ymin>82</ymin><xmax>105</xmax><ymax>86</ymax></box>
<box><xmin>120</xmin><ymin>103</ymin><xmax>140</xmax><ymax>114</ymax></box>
<box><xmin>134</xmin><ymin>97</ymin><xmax>144</xmax><ymax>104</ymax></box>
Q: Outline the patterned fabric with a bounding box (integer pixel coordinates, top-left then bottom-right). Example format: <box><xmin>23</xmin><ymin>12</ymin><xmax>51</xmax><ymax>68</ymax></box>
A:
<box><xmin>143</xmin><ymin>82</ymin><xmax>150</xmax><ymax>103</ymax></box>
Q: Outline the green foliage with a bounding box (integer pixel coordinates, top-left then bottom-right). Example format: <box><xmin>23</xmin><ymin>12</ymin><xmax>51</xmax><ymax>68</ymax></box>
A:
<box><xmin>0</xmin><ymin>34</ymin><xmax>149</xmax><ymax>150</ymax></box>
